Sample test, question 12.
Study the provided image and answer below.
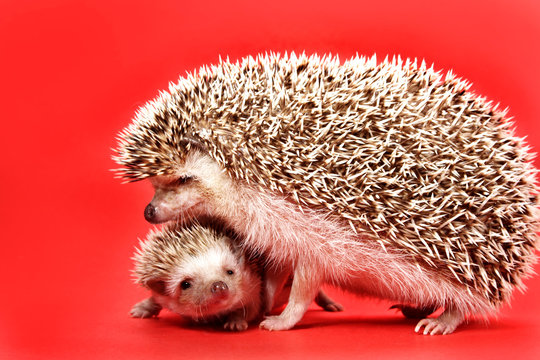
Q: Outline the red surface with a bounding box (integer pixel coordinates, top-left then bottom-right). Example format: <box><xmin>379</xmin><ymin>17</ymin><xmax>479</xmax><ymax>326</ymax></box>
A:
<box><xmin>1</xmin><ymin>0</ymin><xmax>540</xmax><ymax>358</ymax></box>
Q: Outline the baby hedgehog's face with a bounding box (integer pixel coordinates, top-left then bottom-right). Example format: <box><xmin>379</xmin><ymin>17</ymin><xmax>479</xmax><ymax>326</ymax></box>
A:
<box><xmin>151</xmin><ymin>237</ymin><xmax>256</xmax><ymax>321</ymax></box>
<box><xmin>143</xmin><ymin>150</ymin><xmax>231</xmax><ymax>224</ymax></box>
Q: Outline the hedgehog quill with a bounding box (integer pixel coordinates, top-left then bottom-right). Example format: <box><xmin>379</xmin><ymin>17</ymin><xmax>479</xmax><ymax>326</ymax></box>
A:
<box><xmin>115</xmin><ymin>53</ymin><xmax>539</xmax><ymax>334</ymax></box>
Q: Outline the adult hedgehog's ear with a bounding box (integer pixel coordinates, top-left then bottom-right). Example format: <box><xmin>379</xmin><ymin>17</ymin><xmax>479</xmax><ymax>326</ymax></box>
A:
<box><xmin>146</xmin><ymin>279</ymin><xmax>167</xmax><ymax>295</ymax></box>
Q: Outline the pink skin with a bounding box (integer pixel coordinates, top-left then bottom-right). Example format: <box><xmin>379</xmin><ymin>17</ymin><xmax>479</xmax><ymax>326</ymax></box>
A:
<box><xmin>142</xmin><ymin>150</ymin><xmax>492</xmax><ymax>333</ymax></box>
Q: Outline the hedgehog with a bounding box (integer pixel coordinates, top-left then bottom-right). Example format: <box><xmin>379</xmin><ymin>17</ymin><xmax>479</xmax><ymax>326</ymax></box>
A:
<box><xmin>131</xmin><ymin>219</ymin><xmax>343</xmax><ymax>331</ymax></box>
<box><xmin>115</xmin><ymin>53</ymin><xmax>539</xmax><ymax>335</ymax></box>
<box><xmin>131</xmin><ymin>220</ymin><xmax>263</xmax><ymax>330</ymax></box>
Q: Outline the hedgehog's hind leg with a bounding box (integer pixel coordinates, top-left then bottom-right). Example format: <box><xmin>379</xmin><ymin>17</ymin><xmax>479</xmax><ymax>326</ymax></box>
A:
<box><xmin>390</xmin><ymin>304</ymin><xmax>437</xmax><ymax>319</ymax></box>
<box><xmin>414</xmin><ymin>308</ymin><xmax>464</xmax><ymax>335</ymax></box>
<box><xmin>315</xmin><ymin>289</ymin><xmax>344</xmax><ymax>312</ymax></box>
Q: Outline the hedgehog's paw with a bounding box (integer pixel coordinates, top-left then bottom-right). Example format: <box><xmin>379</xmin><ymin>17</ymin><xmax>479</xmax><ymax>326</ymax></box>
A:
<box><xmin>414</xmin><ymin>309</ymin><xmax>463</xmax><ymax>335</ymax></box>
<box><xmin>259</xmin><ymin>315</ymin><xmax>297</xmax><ymax>331</ymax></box>
<box><xmin>224</xmin><ymin>318</ymin><xmax>249</xmax><ymax>331</ymax></box>
<box><xmin>130</xmin><ymin>297</ymin><xmax>162</xmax><ymax>319</ymax></box>
<box><xmin>322</xmin><ymin>301</ymin><xmax>344</xmax><ymax>312</ymax></box>
<box><xmin>315</xmin><ymin>290</ymin><xmax>344</xmax><ymax>312</ymax></box>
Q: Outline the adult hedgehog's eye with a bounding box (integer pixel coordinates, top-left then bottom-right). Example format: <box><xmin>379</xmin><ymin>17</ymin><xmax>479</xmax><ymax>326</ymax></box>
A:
<box><xmin>180</xmin><ymin>281</ymin><xmax>191</xmax><ymax>290</ymax></box>
<box><xmin>172</xmin><ymin>176</ymin><xmax>194</xmax><ymax>186</ymax></box>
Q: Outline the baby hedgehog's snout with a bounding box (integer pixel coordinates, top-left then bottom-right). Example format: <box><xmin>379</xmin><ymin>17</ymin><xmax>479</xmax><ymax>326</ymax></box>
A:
<box><xmin>211</xmin><ymin>281</ymin><xmax>229</xmax><ymax>296</ymax></box>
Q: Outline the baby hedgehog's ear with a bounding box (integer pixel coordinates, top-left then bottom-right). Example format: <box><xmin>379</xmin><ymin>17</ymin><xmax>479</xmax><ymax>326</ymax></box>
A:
<box><xmin>146</xmin><ymin>279</ymin><xmax>167</xmax><ymax>295</ymax></box>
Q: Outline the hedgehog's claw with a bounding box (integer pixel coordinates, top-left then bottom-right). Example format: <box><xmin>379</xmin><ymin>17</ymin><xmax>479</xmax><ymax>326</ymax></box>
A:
<box><xmin>260</xmin><ymin>315</ymin><xmax>297</xmax><ymax>331</ymax></box>
<box><xmin>414</xmin><ymin>308</ymin><xmax>463</xmax><ymax>335</ymax></box>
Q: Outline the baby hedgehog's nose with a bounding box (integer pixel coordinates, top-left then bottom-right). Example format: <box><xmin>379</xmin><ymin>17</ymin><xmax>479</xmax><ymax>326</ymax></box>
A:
<box><xmin>211</xmin><ymin>281</ymin><xmax>229</xmax><ymax>294</ymax></box>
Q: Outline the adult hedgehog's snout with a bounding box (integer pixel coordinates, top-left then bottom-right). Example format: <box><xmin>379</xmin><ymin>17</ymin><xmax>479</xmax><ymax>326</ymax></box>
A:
<box><xmin>144</xmin><ymin>203</ymin><xmax>157</xmax><ymax>223</ymax></box>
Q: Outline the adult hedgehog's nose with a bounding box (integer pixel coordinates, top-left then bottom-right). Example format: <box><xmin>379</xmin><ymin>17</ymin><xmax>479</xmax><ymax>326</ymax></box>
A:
<box><xmin>144</xmin><ymin>203</ymin><xmax>157</xmax><ymax>223</ymax></box>
<box><xmin>211</xmin><ymin>281</ymin><xmax>229</xmax><ymax>295</ymax></box>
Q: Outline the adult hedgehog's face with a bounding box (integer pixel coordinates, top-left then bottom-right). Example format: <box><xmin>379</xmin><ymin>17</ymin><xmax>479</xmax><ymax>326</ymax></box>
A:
<box><xmin>113</xmin><ymin>84</ymin><xmax>237</xmax><ymax>224</ymax></box>
<box><xmin>141</xmin><ymin>150</ymin><xmax>232</xmax><ymax>224</ymax></box>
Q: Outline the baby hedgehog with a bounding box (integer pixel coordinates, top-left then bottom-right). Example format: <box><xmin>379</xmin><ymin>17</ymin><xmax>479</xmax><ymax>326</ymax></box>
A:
<box><xmin>131</xmin><ymin>221</ymin><xmax>262</xmax><ymax>331</ymax></box>
<box><xmin>131</xmin><ymin>220</ymin><xmax>343</xmax><ymax>331</ymax></box>
<box><xmin>115</xmin><ymin>53</ymin><xmax>539</xmax><ymax>335</ymax></box>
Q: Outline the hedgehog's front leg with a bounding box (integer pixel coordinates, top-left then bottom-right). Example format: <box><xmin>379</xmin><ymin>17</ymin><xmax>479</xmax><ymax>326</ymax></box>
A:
<box><xmin>415</xmin><ymin>308</ymin><xmax>464</xmax><ymax>335</ymax></box>
<box><xmin>260</xmin><ymin>263</ymin><xmax>321</xmax><ymax>331</ymax></box>
<box><xmin>130</xmin><ymin>297</ymin><xmax>162</xmax><ymax>318</ymax></box>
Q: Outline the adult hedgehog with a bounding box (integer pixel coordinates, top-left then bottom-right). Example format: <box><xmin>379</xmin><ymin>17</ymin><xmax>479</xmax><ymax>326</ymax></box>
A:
<box><xmin>114</xmin><ymin>53</ymin><xmax>539</xmax><ymax>334</ymax></box>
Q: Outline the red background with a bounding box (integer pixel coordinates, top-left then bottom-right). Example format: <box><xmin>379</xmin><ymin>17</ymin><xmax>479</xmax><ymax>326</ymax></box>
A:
<box><xmin>1</xmin><ymin>0</ymin><xmax>540</xmax><ymax>358</ymax></box>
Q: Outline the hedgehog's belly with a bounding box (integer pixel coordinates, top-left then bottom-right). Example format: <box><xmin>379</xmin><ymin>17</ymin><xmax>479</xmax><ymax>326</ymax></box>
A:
<box><xmin>337</xmin><ymin>263</ymin><xmax>446</xmax><ymax>305</ymax></box>
<box><xmin>228</xmin><ymin>183</ymin><xmax>498</xmax><ymax>316</ymax></box>
<box><xmin>329</xmin><ymin>252</ymin><xmax>494</xmax><ymax>315</ymax></box>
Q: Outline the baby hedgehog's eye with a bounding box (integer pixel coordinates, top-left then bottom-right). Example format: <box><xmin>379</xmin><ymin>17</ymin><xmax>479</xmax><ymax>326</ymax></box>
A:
<box><xmin>226</xmin><ymin>270</ymin><xmax>234</xmax><ymax>275</ymax></box>
<box><xmin>180</xmin><ymin>281</ymin><xmax>191</xmax><ymax>290</ymax></box>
